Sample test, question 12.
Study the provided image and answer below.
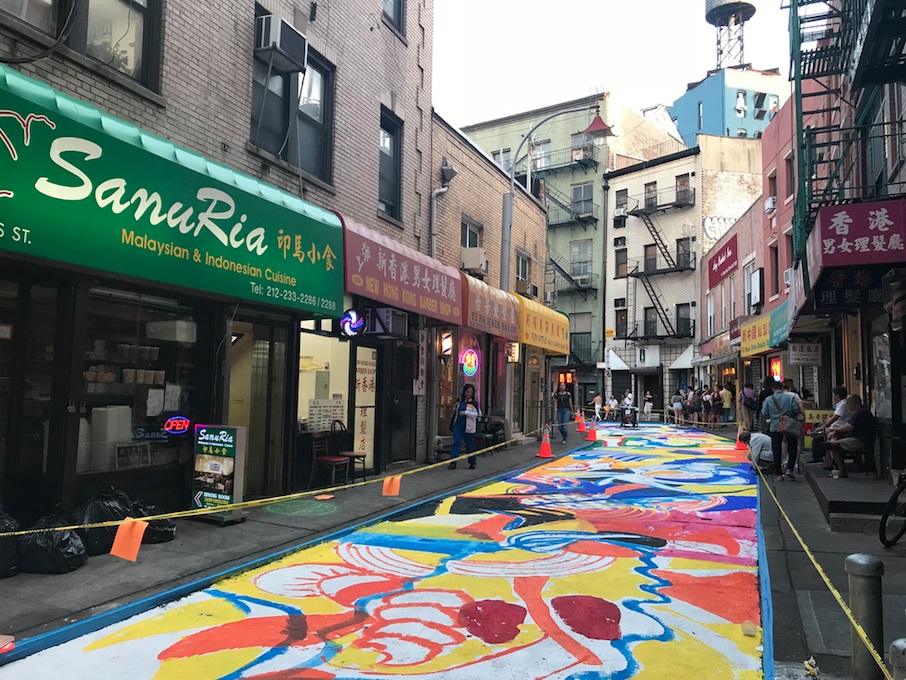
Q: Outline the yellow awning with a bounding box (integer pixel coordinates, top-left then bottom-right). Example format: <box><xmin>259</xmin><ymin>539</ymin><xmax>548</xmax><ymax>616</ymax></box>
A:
<box><xmin>515</xmin><ymin>296</ymin><xmax>570</xmax><ymax>355</ymax></box>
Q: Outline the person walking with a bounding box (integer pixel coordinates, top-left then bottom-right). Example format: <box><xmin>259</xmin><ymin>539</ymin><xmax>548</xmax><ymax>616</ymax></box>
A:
<box><xmin>447</xmin><ymin>383</ymin><xmax>481</xmax><ymax>470</ymax></box>
<box><xmin>554</xmin><ymin>382</ymin><xmax>575</xmax><ymax>444</ymax></box>
<box><xmin>671</xmin><ymin>389</ymin><xmax>685</xmax><ymax>425</ymax></box>
<box><xmin>590</xmin><ymin>393</ymin><xmax>603</xmax><ymax>422</ymax></box>
<box><xmin>643</xmin><ymin>391</ymin><xmax>654</xmax><ymax>421</ymax></box>
<box><xmin>719</xmin><ymin>383</ymin><xmax>734</xmax><ymax>424</ymax></box>
<box><xmin>761</xmin><ymin>379</ymin><xmax>801</xmax><ymax>479</ymax></box>
<box><xmin>738</xmin><ymin>382</ymin><xmax>758</xmax><ymax>432</ymax></box>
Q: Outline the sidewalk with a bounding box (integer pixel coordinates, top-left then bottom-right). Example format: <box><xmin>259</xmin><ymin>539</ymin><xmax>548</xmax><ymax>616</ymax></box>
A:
<box><xmin>0</xmin><ymin>431</ymin><xmax>572</xmax><ymax>643</ymax></box>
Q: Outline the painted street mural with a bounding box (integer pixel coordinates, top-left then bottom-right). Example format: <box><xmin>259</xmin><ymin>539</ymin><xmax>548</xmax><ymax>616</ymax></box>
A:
<box><xmin>0</xmin><ymin>424</ymin><xmax>762</xmax><ymax>679</ymax></box>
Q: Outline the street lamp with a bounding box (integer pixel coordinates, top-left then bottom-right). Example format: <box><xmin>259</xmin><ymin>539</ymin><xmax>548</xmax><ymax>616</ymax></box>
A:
<box><xmin>500</xmin><ymin>103</ymin><xmax>614</xmax><ymax>291</ymax></box>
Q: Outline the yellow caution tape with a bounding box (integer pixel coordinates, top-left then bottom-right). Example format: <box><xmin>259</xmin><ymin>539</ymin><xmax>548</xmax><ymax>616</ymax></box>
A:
<box><xmin>0</xmin><ymin>424</ymin><xmax>558</xmax><ymax>539</ymax></box>
<box><xmin>756</xmin><ymin>465</ymin><xmax>893</xmax><ymax>680</ymax></box>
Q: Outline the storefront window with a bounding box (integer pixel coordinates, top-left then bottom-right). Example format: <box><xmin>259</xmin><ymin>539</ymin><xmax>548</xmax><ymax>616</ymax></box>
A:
<box><xmin>79</xmin><ymin>288</ymin><xmax>197</xmax><ymax>473</ymax></box>
<box><xmin>297</xmin><ymin>323</ymin><xmax>349</xmax><ymax>432</ymax></box>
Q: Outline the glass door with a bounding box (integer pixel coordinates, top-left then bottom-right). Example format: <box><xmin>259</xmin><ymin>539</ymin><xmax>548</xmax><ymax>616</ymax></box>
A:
<box><xmin>228</xmin><ymin>319</ymin><xmax>289</xmax><ymax>498</ymax></box>
<box><xmin>0</xmin><ymin>279</ymin><xmax>68</xmax><ymax>523</ymax></box>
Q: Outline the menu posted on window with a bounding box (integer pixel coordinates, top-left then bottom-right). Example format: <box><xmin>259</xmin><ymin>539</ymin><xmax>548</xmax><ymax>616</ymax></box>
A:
<box><xmin>191</xmin><ymin>425</ymin><xmax>246</xmax><ymax>509</ymax></box>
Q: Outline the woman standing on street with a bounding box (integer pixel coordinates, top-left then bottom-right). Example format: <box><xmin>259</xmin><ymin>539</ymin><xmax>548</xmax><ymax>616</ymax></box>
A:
<box><xmin>643</xmin><ymin>391</ymin><xmax>654</xmax><ymax>421</ymax></box>
<box><xmin>554</xmin><ymin>382</ymin><xmax>575</xmax><ymax>444</ymax></box>
<box><xmin>448</xmin><ymin>383</ymin><xmax>481</xmax><ymax>470</ymax></box>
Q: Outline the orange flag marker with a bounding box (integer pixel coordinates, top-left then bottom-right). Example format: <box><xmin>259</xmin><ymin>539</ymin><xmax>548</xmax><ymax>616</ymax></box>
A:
<box><xmin>110</xmin><ymin>517</ymin><xmax>149</xmax><ymax>562</ymax></box>
<box><xmin>382</xmin><ymin>475</ymin><xmax>401</xmax><ymax>496</ymax></box>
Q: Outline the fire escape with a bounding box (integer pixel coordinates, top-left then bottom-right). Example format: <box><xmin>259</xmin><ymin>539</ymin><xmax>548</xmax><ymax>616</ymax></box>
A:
<box><xmin>623</xmin><ymin>186</ymin><xmax>697</xmax><ymax>340</ymax></box>
<box><xmin>787</xmin><ymin>0</ymin><xmax>906</xmax><ymax>289</ymax></box>
<box><xmin>544</xmin><ymin>183</ymin><xmax>599</xmax><ymax>231</ymax></box>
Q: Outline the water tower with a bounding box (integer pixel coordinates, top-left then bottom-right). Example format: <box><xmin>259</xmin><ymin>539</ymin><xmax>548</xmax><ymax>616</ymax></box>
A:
<box><xmin>705</xmin><ymin>0</ymin><xmax>757</xmax><ymax>69</ymax></box>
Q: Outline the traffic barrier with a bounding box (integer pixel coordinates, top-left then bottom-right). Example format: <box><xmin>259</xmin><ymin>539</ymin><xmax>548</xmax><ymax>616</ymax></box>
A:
<box><xmin>536</xmin><ymin>426</ymin><xmax>553</xmax><ymax>458</ymax></box>
<box><xmin>576</xmin><ymin>413</ymin><xmax>587</xmax><ymax>433</ymax></box>
<box><xmin>586</xmin><ymin>423</ymin><xmax>597</xmax><ymax>442</ymax></box>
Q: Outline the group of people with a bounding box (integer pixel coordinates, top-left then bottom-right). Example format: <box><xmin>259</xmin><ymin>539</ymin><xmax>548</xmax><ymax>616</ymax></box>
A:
<box><xmin>740</xmin><ymin>378</ymin><xmax>876</xmax><ymax>480</ymax></box>
<box><xmin>668</xmin><ymin>383</ymin><xmax>736</xmax><ymax>428</ymax></box>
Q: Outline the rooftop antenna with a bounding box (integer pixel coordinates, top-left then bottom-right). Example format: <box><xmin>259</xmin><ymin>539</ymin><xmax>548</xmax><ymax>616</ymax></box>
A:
<box><xmin>705</xmin><ymin>0</ymin><xmax>756</xmax><ymax>69</ymax></box>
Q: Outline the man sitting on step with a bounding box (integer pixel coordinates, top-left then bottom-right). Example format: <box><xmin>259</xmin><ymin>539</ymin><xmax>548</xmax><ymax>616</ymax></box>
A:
<box><xmin>821</xmin><ymin>394</ymin><xmax>877</xmax><ymax>478</ymax></box>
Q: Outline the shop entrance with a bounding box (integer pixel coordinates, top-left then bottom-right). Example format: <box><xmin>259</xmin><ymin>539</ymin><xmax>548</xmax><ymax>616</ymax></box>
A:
<box><xmin>228</xmin><ymin>319</ymin><xmax>290</xmax><ymax>499</ymax></box>
<box><xmin>0</xmin><ymin>278</ymin><xmax>70</xmax><ymax>524</ymax></box>
<box><xmin>389</xmin><ymin>342</ymin><xmax>416</xmax><ymax>463</ymax></box>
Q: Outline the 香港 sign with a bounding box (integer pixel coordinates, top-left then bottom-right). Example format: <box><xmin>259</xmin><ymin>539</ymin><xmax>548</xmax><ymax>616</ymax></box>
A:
<box><xmin>0</xmin><ymin>66</ymin><xmax>343</xmax><ymax>315</ymax></box>
<box><xmin>789</xmin><ymin>342</ymin><xmax>821</xmax><ymax>365</ymax></box>
<box><xmin>192</xmin><ymin>425</ymin><xmax>246</xmax><ymax>510</ymax></box>
<box><xmin>343</xmin><ymin>217</ymin><xmax>462</xmax><ymax>325</ymax></box>
<box><xmin>708</xmin><ymin>234</ymin><xmax>738</xmax><ymax>289</ymax></box>
<box><xmin>808</xmin><ymin>198</ymin><xmax>905</xmax><ymax>288</ymax></box>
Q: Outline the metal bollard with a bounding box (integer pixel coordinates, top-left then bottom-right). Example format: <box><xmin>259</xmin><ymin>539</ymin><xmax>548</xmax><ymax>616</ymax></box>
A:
<box><xmin>845</xmin><ymin>554</ymin><xmax>885</xmax><ymax>680</ymax></box>
<box><xmin>891</xmin><ymin>639</ymin><xmax>906</xmax><ymax>680</ymax></box>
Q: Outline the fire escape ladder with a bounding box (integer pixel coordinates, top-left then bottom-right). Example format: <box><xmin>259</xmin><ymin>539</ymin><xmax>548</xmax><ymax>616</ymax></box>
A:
<box><xmin>627</xmin><ymin>268</ymin><xmax>638</xmax><ymax>339</ymax></box>
<box><xmin>638</xmin><ymin>273</ymin><xmax>676</xmax><ymax>337</ymax></box>
<box><xmin>545</xmin><ymin>184</ymin><xmax>581</xmax><ymax>221</ymax></box>
<box><xmin>638</xmin><ymin>212</ymin><xmax>676</xmax><ymax>268</ymax></box>
<box><xmin>548</xmin><ymin>244</ymin><xmax>588</xmax><ymax>300</ymax></box>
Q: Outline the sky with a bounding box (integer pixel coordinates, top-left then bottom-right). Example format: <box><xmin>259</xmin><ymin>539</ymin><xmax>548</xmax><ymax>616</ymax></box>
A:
<box><xmin>433</xmin><ymin>0</ymin><xmax>792</xmax><ymax>129</ymax></box>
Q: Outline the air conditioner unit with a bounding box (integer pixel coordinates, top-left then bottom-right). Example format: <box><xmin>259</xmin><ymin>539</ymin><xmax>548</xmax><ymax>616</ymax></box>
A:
<box><xmin>573</xmin><ymin>274</ymin><xmax>591</xmax><ymax>287</ymax></box>
<box><xmin>763</xmin><ymin>196</ymin><xmax>777</xmax><ymax>213</ymax></box>
<box><xmin>461</xmin><ymin>247</ymin><xmax>490</xmax><ymax>276</ymax></box>
<box><xmin>543</xmin><ymin>291</ymin><xmax>556</xmax><ymax>305</ymax></box>
<box><xmin>365</xmin><ymin>308</ymin><xmax>408</xmax><ymax>337</ymax></box>
<box><xmin>515</xmin><ymin>280</ymin><xmax>538</xmax><ymax>298</ymax></box>
<box><xmin>783</xmin><ymin>267</ymin><xmax>793</xmax><ymax>287</ymax></box>
<box><xmin>255</xmin><ymin>14</ymin><xmax>308</xmax><ymax>74</ymax></box>
<box><xmin>614</xmin><ymin>207</ymin><xmax>628</xmax><ymax>218</ymax></box>
<box><xmin>571</xmin><ymin>147</ymin><xmax>591</xmax><ymax>162</ymax></box>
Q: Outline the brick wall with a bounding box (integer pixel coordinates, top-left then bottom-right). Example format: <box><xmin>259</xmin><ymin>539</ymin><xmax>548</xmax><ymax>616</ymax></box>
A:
<box><xmin>1</xmin><ymin>0</ymin><xmax>435</xmax><ymax>461</ymax></box>
<box><xmin>431</xmin><ymin>113</ymin><xmax>547</xmax><ymax>291</ymax></box>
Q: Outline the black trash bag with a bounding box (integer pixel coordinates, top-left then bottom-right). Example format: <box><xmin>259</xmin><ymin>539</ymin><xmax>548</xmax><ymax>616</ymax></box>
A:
<box><xmin>131</xmin><ymin>501</ymin><xmax>176</xmax><ymax>544</ymax></box>
<box><xmin>18</xmin><ymin>515</ymin><xmax>87</xmax><ymax>574</ymax></box>
<box><xmin>72</xmin><ymin>486</ymin><xmax>132</xmax><ymax>556</ymax></box>
<box><xmin>0</xmin><ymin>508</ymin><xmax>19</xmax><ymax>578</ymax></box>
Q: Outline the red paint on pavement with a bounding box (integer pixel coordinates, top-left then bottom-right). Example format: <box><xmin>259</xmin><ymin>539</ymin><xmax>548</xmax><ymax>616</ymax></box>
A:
<box><xmin>458</xmin><ymin>600</ymin><xmax>526</xmax><ymax>644</ymax></box>
<box><xmin>656</xmin><ymin>570</ymin><xmax>760</xmax><ymax>624</ymax></box>
<box><xmin>551</xmin><ymin>595</ymin><xmax>621</xmax><ymax>640</ymax></box>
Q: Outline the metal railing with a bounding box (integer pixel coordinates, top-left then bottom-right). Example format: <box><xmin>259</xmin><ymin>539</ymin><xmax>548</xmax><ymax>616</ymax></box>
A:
<box><xmin>547</xmin><ymin>201</ymin><xmax>599</xmax><ymax>227</ymax></box>
<box><xmin>516</xmin><ymin>144</ymin><xmax>598</xmax><ymax>175</ymax></box>
<box><xmin>627</xmin><ymin>251</ymin><xmax>697</xmax><ymax>276</ymax></box>
<box><xmin>625</xmin><ymin>186</ymin><xmax>696</xmax><ymax>214</ymax></box>
<box><xmin>802</xmin><ymin>120</ymin><xmax>906</xmax><ymax>232</ymax></box>
<box><xmin>627</xmin><ymin>319</ymin><xmax>695</xmax><ymax>340</ymax></box>
<box><xmin>555</xmin><ymin>271</ymin><xmax>599</xmax><ymax>293</ymax></box>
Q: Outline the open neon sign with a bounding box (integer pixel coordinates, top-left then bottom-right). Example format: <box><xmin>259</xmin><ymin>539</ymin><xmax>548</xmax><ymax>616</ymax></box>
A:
<box><xmin>164</xmin><ymin>415</ymin><xmax>191</xmax><ymax>435</ymax></box>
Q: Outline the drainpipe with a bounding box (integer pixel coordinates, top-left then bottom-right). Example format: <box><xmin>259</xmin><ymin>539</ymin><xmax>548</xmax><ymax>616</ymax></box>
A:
<box><xmin>429</xmin><ymin>186</ymin><xmax>449</xmax><ymax>259</ymax></box>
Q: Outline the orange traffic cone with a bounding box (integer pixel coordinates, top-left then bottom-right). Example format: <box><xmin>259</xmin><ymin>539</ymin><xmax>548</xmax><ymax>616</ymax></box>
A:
<box><xmin>735</xmin><ymin>426</ymin><xmax>747</xmax><ymax>451</ymax></box>
<box><xmin>576</xmin><ymin>413</ymin><xmax>587</xmax><ymax>433</ymax></box>
<box><xmin>537</xmin><ymin>426</ymin><xmax>553</xmax><ymax>458</ymax></box>
<box><xmin>586</xmin><ymin>422</ymin><xmax>597</xmax><ymax>442</ymax></box>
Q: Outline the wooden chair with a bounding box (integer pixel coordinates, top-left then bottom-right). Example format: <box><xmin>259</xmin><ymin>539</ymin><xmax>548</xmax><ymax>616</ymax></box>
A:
<box><xmin>331</xmin><ymin>420</ymin><xmax>367</xmax><ymax>483</ymax></box>
<box><xmin>308</xmin><ymin>431</ymin><xmax>349</xmax><ymax>489</ymax></box>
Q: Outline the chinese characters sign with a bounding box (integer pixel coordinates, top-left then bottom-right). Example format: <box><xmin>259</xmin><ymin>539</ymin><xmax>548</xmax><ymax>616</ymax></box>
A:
<box><xmin>517</xmin><ymin>297</ymin><xmax>569</xmax><ymax>355</ymax></box>
<box><xmin>343</xmin><ymin>218</ymin><xmax>462</xmax><ymax>325</ymax></box>
<box><xmin>463</xmin><ymin>273</ymin><xmax>519</xmax><ymax>340</ymax></box>
<box><xmin>812</xmin><ymin>266</ymin><xmax>886</xmax><ymax>309</ymax></box>
<box><xmin>740</xmin><ymin>316</ymin><xmax>770</xmax><ymax>357</ymax></box>
<box><xmin>0</xmin><ymin>66</ymin><xmax>342</xmax><ymax>314</ymax></box>
<box><xmin>789</xmin><ymin>342</ymin><xmax>821</xmax><ymax>365</ymax></box>
<box><xmin>808</xmin><ymin>198</ymin><xmax>906</xmax><ymax>288</ymax></box>
<box><xmin>708</xmin><ymin>234</ymin><xmax>738</xmax><ymax>289</ymax></box>
<box><xmin>769</xmin><ymin>299</ymin><xmax>789</xmax><ymax>348</ymax></box>
<box><xmin>353</xmin><ymin>347</ymin><xmax>377</xmax><ymax>469</ymax></box>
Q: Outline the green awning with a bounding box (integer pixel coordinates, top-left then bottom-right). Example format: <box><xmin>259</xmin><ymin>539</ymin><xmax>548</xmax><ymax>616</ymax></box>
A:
<box><xmin>0</xmin><ymin>64</ymin><xmax>343</xmax><ymax>315</ymax></box>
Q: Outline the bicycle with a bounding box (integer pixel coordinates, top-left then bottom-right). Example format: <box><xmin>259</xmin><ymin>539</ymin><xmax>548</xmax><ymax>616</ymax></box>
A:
<box><xmin>879</xmin><ymin>471</ymin><xmax>906</xmax><ymax>547</ymax></box>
